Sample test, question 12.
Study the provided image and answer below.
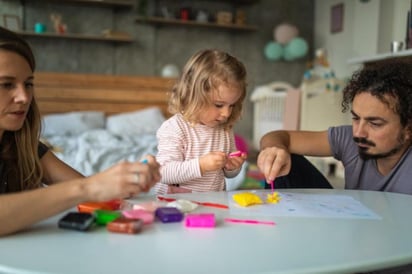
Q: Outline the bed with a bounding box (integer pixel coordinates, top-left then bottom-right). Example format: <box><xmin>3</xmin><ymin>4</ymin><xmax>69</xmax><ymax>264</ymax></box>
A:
<box><xmin>36</xmin><ymin>72</ymin><xmax>174</xmax><ymax>176</ymax></box>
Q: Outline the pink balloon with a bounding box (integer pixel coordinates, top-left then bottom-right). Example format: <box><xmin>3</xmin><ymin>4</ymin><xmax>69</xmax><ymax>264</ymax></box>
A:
<box><xmin>274</xmin><ymin>23</ymin><xmax>299</xmax><ymax>45</ymax></box>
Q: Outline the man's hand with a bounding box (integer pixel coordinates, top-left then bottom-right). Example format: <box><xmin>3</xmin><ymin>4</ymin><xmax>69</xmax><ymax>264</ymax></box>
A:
<box><xmin>257</xmin><ymin>147</ymin><xmax>291</xmax><ymax>183</ymax></box>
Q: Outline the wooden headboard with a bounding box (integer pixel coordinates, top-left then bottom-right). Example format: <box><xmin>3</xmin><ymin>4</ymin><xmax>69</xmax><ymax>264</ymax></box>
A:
<box><xmin>34</xmin><ymin>72</ymin><xmax>175</xmax><ymax>116</ymax></box>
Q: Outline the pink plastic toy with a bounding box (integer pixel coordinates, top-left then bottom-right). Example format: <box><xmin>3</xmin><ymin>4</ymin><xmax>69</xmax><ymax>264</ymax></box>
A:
<box><xmin>224</xmin><ymin>218</ymin><xmax>275</xmax><ymax>226</ymax></box>
<box><xmin>229</xmin><ymin>151</ymin><xmax>242</xmax><ymax>158</ymax></box>
<box><xmin>185</xmin><ymin>213</ymin><xmax>215</xmax><ymax>228</ymax></box>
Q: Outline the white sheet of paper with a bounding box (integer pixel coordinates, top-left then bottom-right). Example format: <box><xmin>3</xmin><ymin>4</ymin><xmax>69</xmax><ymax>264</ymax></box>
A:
<box><xmin>228</xmin><ymin>190</ymin><xmax>381</xmax><ymax>220</ymax></box>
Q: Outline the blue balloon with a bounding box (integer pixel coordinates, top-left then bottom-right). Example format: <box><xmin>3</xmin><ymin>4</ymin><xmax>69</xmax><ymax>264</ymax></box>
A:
<box><xmin>284</xmin><ymin>37</ymin><xmax>308</xmax><ymax>61</ymax></box>
<box><xmin>264</xmin><ymin>41</ymin><xmax>283</xmax><ymax>61</ymax></box>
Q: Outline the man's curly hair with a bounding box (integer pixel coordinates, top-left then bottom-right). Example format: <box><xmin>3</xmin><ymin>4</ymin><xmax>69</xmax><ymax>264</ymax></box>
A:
<box><xmin>342</xmin><ymin>60</ymin><xmax>412</xmax><ymax>128</ymax></box>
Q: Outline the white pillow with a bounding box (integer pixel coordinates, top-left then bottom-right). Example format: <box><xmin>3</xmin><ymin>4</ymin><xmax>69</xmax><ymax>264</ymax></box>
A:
<box><xmin>107</xmin><ymin>107</ymin><xmax>166</xmax><ymax>136</ymax></box>
<box><xmin>42</xmin><ymin>111</ymin><xmax>105</xmax><ymax>136</ymax></box>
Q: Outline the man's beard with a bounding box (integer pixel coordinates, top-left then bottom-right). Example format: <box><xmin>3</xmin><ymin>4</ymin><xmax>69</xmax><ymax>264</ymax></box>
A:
<box><xmin>354</xmin><ymin>133</ymin><xmax>406</xmax><ymax>160</ymax></box>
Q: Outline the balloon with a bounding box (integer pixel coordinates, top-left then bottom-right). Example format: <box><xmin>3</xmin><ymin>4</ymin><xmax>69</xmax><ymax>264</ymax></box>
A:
<box><xmin>161</xmin><ymin>64</ymin><xmax>180</xmax><ymax>77</ymax></box>
<box><xmin>274</xmin><ymin>23</ymin><xmax>299</xmax><ymax>45</ymax></box>
<box><xmin>264</xmin><ymin>41</ymin><xmax>283</xmax><ymax>61</ymax></box>
<box><xmin>283</xmin><ymin>37</ymin><xmax>308</xmax><ymax>61</ymax></box>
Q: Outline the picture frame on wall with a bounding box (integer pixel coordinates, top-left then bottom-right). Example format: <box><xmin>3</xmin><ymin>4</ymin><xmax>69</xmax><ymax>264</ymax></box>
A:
<box><xmin>3</xmin><ymin>14</ymin><xmax>21</xmax><ymax>32</ymax></box>
<box><xmin>330</xmin><ymin>3</ymin><xmax>344</xmax><ymax>33</ymax></box>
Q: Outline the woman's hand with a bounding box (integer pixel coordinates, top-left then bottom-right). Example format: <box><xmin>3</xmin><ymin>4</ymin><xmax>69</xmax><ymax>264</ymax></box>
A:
<box><xmin>83</xmin><ymin>154</ymin><xmax>161</xmax><ymax>201</ymax></box>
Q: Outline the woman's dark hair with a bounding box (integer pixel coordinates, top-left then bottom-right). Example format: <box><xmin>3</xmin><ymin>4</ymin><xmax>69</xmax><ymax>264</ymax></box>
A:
<box><xmin>0</xmin><ymin>27</ymin><xmax>35</xmax><ymax>71</ymax></box>
<box><xmin>0</xmin><ymin>27</ymin><xmax>42</xmax><ymax>192</ymax></box>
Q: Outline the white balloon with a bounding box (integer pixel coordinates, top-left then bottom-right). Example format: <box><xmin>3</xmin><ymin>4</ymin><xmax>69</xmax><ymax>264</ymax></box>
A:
<box><xmin>161</xmin><ymin>64</ymin><xmax>180</xmax><ymax>78</ymax></box>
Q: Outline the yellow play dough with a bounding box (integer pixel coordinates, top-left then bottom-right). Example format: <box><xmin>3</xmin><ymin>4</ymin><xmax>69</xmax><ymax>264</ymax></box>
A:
<box><xmin>266</xmin><ymin>192</ymin><xmax>281</xmax><ymax>204</ymax></box>
<box><xmin>232</xmin><ymin>192</ymin><xmax>263</xmax><ymax>207</ymax></box>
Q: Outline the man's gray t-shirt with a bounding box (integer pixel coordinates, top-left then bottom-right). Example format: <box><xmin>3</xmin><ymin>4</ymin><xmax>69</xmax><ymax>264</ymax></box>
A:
<box><xmin>328</xmin><ymin>125</ymin><xmax>412</xmax><ymax>194</ymax></box>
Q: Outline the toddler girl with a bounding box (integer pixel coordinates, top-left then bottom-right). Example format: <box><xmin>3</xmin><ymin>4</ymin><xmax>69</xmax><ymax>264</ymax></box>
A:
<box><xmin>154</xmin><ymin>49</ymin><xmax>248</xmax><ymax>194</ymax></box>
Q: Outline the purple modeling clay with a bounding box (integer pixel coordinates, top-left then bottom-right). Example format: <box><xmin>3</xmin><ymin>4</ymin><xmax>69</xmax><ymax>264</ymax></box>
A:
<box><xmin>155</xmin><ymin>207</ymin><xmax>184</xmax><ymax>223</ymax></box>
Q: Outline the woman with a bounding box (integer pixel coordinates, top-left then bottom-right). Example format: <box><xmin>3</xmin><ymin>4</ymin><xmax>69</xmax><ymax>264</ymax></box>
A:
<box><xmin>0</xmin><ymin>27</ymin><xmax>161</xmax><ymax>236</ymax></box>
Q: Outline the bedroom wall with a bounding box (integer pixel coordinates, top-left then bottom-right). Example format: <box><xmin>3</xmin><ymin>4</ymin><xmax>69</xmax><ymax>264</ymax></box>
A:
<box><xmin>314</xmin><ymin>0</ymin><xmax>411</xmax><ymax>78</ymax></box>
<box><xmin>0</xmin><ymin>0</ymin><xmax>315</xmax><ymax>145</ymax></box>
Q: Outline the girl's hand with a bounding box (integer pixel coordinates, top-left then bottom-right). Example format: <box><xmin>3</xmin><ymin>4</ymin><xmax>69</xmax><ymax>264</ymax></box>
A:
<box><xmin>224</xmin><ymin>151</ymin><xmax>247</xmax><ymax>171</ymax></box>
<box><xmin>199</xmin><ymin>151</ymin><xmax>227</xmax><ymax>174</ymax></box>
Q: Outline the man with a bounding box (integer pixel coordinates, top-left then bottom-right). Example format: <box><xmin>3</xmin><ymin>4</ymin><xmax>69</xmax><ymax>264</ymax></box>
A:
<box><xmin>258</xmin><ymin>60</ymin><xmax>412</xmax><ymax>194</ymax></box>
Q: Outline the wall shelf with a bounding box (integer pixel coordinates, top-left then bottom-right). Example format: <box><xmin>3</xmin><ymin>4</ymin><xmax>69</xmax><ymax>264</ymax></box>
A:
<box><xmin>347</xmin><ymin>49</ymin><xmax>412</xmax><ymax>65</ymax></box>
<box><xmin>21</xmin><ymin>0</ymin><xmax>135</xmax><ymax>8</ymax></box>
<box><xmin>18</xmin><ymin>31</ymin><xmax>133</xmax><ymax>43</ymax></box>
<box><xmin>19</xmin><ymin>0</ymin><xmax>134</xmax><ymax>43</ymax></box>
<box><xmin>136</xmin><ymin>16</ymin><xmax>258</xmax><ymax>31</ymax></box>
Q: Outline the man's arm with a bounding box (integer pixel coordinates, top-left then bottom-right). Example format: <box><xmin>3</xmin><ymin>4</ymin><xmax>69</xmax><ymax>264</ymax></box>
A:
<box><xmin>258</xmin><ymin>130</ymin><xmax>332</xmax><ymax>182</ymax></box>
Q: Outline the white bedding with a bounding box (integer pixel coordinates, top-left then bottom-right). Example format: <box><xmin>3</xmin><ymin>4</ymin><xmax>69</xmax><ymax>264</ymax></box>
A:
<box><xmin>41</xmin><ymin>108</ymin><xmax>165</xmax><ymax>176</ymax></box>
<box><xmin>45</xmin><ymin>129</ymin><xmax>158</xmax><ymax>176</ymax></box>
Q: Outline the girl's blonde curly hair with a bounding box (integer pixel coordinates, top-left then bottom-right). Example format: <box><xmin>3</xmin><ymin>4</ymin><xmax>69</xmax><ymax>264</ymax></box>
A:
<box><xmin>168</xmin><ymin>49</ymin><xmax>247</xmax><ymax>130</ymax></box>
